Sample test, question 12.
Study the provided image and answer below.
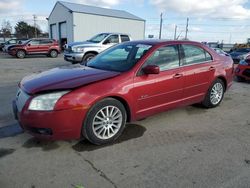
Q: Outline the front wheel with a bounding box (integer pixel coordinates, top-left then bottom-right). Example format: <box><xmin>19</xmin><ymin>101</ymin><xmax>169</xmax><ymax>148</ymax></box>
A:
<box><xmin>82</xmin><ymin>98</ymin><xmax>126</xmax><ymax>145</ymax></box>
<box><xmin>82</xmin><ymin>53</ymin><xmax>96</xmax><ymax>63</ymax></box>
<box><xmin>202</xmin><ymin>79</ymin><xmax>225</xmax><ymax>108</ymax></box>
<box><xmin>16</xmin><ymin>50</ymin><xmax>25</xmax><ymax>58</ymax></box>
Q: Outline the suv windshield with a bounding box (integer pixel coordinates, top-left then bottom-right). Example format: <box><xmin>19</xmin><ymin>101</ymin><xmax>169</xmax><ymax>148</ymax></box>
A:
<box><xmin>87</xmin><ymin>43</ymin><xmax>152</xmax><ymax>72</ymax></box>
<box><xmin>87</xmin><ymin>33</ymin><xmax>110</xmax><ymax>43</ymax></box>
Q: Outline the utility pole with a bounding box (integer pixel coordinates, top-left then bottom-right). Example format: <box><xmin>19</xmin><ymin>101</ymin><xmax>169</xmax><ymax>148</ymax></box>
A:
<box><xmin>174</xmin><ymin>25</ymin><xmax>177</xmax><ymax>40</ymax></box>
<box><xmin>33</xmin><ymin>14</ymin><xmax>37</xmax><ymax>38</ymax></box>
<box><xmin>159</xmin><ymin>13</ymin><xmax>163</xmax><ymax>39</ymax></box>
<box><xmin>185</xmin><ymin>17</ymin><xmax>189</xmax><ymax>40</ymax></box>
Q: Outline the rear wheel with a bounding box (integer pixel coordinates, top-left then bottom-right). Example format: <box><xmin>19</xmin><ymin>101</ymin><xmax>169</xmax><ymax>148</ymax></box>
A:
<box><xmin>82</xmin><ymin>98</ymin><xmax>126</xmax><ymax>145</ymax></box>
<box><xmin>202</xmin><ymin>79</ymin><xmax>225</xmax><ymax>108</ymax></box>
<box><xmin>16</xmin><ymin>50</ymin><xmax>25</xmax><ymax>58</ymax></box>
<box><xmin>50</xmin><ymin>50</ymin><xmax>58</xmax><ymax>58</ymax></box>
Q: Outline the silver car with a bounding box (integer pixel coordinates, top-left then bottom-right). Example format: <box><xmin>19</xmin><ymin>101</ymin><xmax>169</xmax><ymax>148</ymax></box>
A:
<box><xmin>64</xmin><ymin>33</ymin><xmax>131</xmax><ymax>64</ymax></box>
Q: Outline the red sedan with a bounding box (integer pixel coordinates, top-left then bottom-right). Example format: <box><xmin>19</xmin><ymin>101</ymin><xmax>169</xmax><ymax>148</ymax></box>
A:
<box><xmin>235</xmin><ymin>56</ymin><xmax>250</xmax><ymax>81</ymax></box>
<box><xmin>13</xmin><ymin>40</ymin><xmax>234</xmax><ymax>145</ymax></box>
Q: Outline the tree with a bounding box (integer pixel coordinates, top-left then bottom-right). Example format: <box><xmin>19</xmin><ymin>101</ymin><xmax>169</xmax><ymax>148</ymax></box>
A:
<box><xmin>1</xmin><ymin>20</ymin><xmax>12</xmax><ymax>41</ymax></box>
<box><xmin>15</xmin><ymin>21</ymin><xmax>41</xmax><ymax>38</ymax></box>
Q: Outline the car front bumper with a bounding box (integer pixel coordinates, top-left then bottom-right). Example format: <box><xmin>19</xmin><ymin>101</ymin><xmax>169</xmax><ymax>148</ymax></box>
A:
<box><xmin>13</xmin><ymin>100</ymin><xmax>87</xmax><ymax>140</ymax></box>
<box><xmin>235</xmin><ymin>65</ymin><xmax>250</xmax><ymax>80</ymax></box>
<box><xmin>64</xmin><ymin>52</ymin><xmax>84</xmax><ymax>63</ymax></box>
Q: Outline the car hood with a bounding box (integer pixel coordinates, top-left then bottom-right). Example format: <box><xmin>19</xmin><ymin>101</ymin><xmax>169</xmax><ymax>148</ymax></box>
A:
<box><xmin>7</xmin><ymin>44</ymin><xmax>24</xmax><ymax>49</ymax></box>
<box><xmin>20</xmin><ymin>65</ymin><xmax>120</xmax><ymax>94</ymax></box>
<box><xmin>68</xmin><ymin>41</ymin><xmax>99</xmax><ymax>48</ymax></box>
<box><xmin>230</xmin><ymin>52</ymin><xmax>245</xmax><ymax>58</ymax></box>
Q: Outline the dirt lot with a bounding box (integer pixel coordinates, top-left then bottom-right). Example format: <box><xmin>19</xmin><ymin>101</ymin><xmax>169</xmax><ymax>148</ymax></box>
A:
<box><xmin>0</xmin><ymin>52</ymin><xmax>250</xmax><ymax>188</ymax></box>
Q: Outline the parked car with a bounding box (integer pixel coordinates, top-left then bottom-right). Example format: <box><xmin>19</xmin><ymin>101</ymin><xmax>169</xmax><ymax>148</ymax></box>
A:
<box><xmin>64</xmin><ymin>33</ymin><xmax>131</xmax><ymax>64</ymax></box>
<box><xmin>229</xmin><ymin>48</ymin><xmax>250</xmax><ymax>64</ymax></box>
<box><xmin>8</xmin><ymin>38</ymin><xmax>60</xmax><ymax>58</ymax></box>
<box><xmin>212</xmin><ymin>48</ymin><xmax>229</xmax><ymax>56</ymax></box>
<box><xmin>13</xmin><ymin>40</ymin><xmax>234</xmax><ymax>145</ymax></box>
<box><xmin>235</xmin><ymin>55</ymin><xmax>250</xmax><ymax>82</ymax></box>
<box><xmin>2</xmin><ymin>38</ymin><xmax>28</xmax><ymax>52</ymax></box>
<box><xmin>0</xmin><ymin>40</ymin><xmax>5</xmax><ymax>51</ymax></box>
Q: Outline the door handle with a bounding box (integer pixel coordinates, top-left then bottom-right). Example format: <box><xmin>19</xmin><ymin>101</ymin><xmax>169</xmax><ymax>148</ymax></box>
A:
<box><xmin>173</xmin><ymin>73</ymin><xmax>183</xmax><ymax>79</ymax></box>
<box><xmin>209</xmin><ymin>66</ymin><xmax>215</xmax><ymax>71</ymax></box>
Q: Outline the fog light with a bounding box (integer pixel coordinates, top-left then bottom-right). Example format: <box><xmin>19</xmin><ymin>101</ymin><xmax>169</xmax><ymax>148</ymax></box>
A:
<box><xmin>29</xmin><ymin>127</ymin><xmax>53</xmax><ymax>135</ymax></box>
<box><xmin>37</xmin><ymin>128</ymin><xmax>52</xmax><ymax>135</ymax></box>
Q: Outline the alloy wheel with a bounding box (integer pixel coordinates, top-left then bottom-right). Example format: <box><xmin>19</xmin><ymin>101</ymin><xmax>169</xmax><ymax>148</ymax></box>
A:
<box><xmin>92</xmin><ymin>105</ymin><xmax>123</xmax><ymax>140</ymax></box>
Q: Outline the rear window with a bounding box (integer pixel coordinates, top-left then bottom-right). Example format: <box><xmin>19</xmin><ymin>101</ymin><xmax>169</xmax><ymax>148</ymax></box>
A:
<box><xmin>182</xmin><ymin>45</ymin><xmax>212</xmax><ymax>65</ymax></box>
<box><xmin>121</xmin><ymin>35</ymin><xmax>130</xmax><ymax>42</ymax></box>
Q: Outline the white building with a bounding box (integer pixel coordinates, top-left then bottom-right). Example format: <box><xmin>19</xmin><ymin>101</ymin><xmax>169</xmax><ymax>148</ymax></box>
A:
<box><xmin>48</xmin><ymin>1</ymin><xmax>145</xmax><ymax>45</ymax></box>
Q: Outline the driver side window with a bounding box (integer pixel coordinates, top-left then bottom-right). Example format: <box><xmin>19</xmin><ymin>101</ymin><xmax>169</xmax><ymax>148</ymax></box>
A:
<box><xmin>144</xmin><ymin>45</ymin><xmax>180</xmax><ymax>71</ymax></box>
<box><xmin>104</xmin><ymin>35</ymin><xmax>119</xmax><ymax>44</ymax></box>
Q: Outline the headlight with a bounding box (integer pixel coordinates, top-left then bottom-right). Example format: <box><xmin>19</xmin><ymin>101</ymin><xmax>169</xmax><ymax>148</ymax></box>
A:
<box><xmin>28</xmin><ymin>91</ymin><xmax>70</xmax><ymax>111</ymax></box>
<box><xmin>75</xmin><ymin>47</ymin><xmax>85</xmax><ymax>53</ymax></box>
<box><xmin>239</xmin><ymin>60</ymin><xmax>248</xmax><ymax>65</ymax></box>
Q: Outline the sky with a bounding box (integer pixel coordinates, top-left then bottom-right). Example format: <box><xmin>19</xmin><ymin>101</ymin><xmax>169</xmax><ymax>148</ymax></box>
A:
<box><xmin>1</xmin><ymin>0</ymin><xmax>250</xmax><ymax>43</ymax></box>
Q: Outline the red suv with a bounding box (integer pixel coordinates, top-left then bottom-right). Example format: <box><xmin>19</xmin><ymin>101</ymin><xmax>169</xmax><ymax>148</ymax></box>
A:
<box><xmin>13</xmin><ymin>40</ymin><xmax>234</xmax><ymax>145</ymax></box>
<box><xmin>8</xmin><ymin>38</ymin><xmax>60</xmax><ymax>58</ymax></box>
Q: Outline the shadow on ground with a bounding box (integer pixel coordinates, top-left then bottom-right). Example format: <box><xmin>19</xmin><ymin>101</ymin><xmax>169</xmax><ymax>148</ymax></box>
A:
<box><xmin>20</xmin><ymin>124</ymin><xmax>146</xmax><ymax>152</ymax></box>
<box><xmin>0</xmin><ymin>123</ymin><xmax>23</xmax><ymax>138</ymax></box>
<box><xmin>72</xmin><ymin>123</ymin><xmax>146</xmax><ymax>152</ymax></box>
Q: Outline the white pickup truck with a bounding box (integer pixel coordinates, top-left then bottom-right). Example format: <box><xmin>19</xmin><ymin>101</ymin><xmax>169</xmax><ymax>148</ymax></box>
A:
<box><xmin>64</xmin><ymin>33</ymin><xmax>131</xmax><ymax>64</ymax></box>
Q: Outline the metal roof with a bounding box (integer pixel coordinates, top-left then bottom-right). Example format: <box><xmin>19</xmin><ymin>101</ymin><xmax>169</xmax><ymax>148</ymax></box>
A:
<box><xmin>58</xmin><ymin>1</ymin><xmax>145</xmax><ymax>21</ymax></box>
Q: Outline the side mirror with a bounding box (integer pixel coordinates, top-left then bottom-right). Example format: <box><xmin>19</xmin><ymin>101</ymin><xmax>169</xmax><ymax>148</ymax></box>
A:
<box><xmin>27</xmin><ymin>43</ymin><xmax>31</xmax><ymax>46</ymax></box>
<box><xmin>143</xmin><ymin>65</ymin><xmax>160</xmax><ymax>74</ymax></box>
<box><xmin>103</xmin><ymin>39</ymin><xmax>110</xmax><ymax>45</ymax></box>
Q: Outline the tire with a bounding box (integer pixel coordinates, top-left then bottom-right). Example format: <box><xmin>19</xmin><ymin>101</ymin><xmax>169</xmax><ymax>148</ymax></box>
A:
<box><xmin>202</xmin><ymin>79</ymin><xmax>225</xmax><ymax>108</ymax></box>
<box><xmin>82</xmin><ymin>98</ymin><xmax>127</xmax><ymax>145</ymax></box>
<box><xmin>50</xmin><ymin>50</ymin><xmax>58</xmax><ymax>58</ymax></box>
<box><xmin>236</xmin><ymin>76</ymin><xmax>245</xmax><ymax>82</ymax></box>
<box><xmin>82</xmin><ymin>53</ymin><xmax>96</xmax><ymax>64</ymax></box>
<box><xmin>16</xmin><ymin>50</ymin><xmax>25</xmax><ymax>59</ymax></box>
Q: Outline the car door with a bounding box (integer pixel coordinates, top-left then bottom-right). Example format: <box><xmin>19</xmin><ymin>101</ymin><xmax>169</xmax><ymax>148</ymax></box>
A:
<box><xmin>26</xmin><ymin>40</ymin><xmax>40</xmax><ymax>54</ymax></box>
<box><xmin>180</xmin><ymin>44</ymin><xmax>216</xmax><ymax>104</ymax></box>
<box><xmin>39</xmin><ymin>39</ymin><xmax>52</xmax><ymax>53</ymax></box>
<box><xmin>133</xmin><ymin>45</ymin><xmax>184</xmax><ymax>119</ymax></box>
<box><xmin>102</xmin><ymin>35</ymin><xmax>119</xmax><ymax>50</ymax></box>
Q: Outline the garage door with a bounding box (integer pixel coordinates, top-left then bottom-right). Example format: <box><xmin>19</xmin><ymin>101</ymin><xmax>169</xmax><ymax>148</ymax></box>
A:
<box><xmin>59</xmin><ymin>22</ymin><xmax>67</xmax><ymax>39</ymax></box>
<box><xmin>50</xmin><ymin>24</ymin><xmax>57</xmax><ymax>40</ymax></box>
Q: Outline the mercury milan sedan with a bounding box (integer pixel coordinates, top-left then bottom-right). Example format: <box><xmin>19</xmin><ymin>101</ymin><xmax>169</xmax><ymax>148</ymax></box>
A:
<box><xmin>13</xmin><ymin>40</ymin><xmax>234</xmax><ymax>145</ymax></box>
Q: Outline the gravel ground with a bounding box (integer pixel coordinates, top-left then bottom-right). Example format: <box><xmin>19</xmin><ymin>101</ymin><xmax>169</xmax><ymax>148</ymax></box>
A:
<box><xmin>0</xmin><ymin>52</ymin><xmax>250</xmax><ymax>188</ymax></box>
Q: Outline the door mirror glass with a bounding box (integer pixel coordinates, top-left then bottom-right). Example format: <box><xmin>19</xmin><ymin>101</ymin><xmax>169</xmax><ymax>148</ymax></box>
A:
<box><xmin>143</xmin><ymin>65</ymin><xmax>160</xmax><ymax>74</ymax></box>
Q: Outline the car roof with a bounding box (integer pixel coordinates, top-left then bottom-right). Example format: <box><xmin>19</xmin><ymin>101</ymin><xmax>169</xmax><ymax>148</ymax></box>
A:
<box><xmin>98</xmin><ymin>33</ymin><xmax>130</xmax><ymax>36</ymax></box>
<box><xmin>125</xmin><ymin>40</ymin><xmax>205</xmax><ymax>47</ymax></box>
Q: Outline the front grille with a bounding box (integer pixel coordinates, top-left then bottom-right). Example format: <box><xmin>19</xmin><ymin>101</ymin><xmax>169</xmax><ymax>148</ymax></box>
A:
<box><xmin>242</xmin><ymin>69</ymin><xmax>250</xmax><ymax>77</ymax></box>
<box><xmin>16</xmin><ymin>89</ymin><xmax>30</xmax><ymax>112</ymax></box>
<box><xmin>65</xmin><ymin>46</ymin><xmax>73</xmax><ymax>53</ymax></box>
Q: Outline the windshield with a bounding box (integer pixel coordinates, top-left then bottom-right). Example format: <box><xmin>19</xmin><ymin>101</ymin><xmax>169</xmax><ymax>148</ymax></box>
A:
<box><xmin>87</xmin><ymin>33</ymin><xmax>110</xmax><ymax>43</ymax></box>
<box><xmin>87</xmin><ymin>43</ymin><xmax>152</xmax><ymax>72</ymax></box>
